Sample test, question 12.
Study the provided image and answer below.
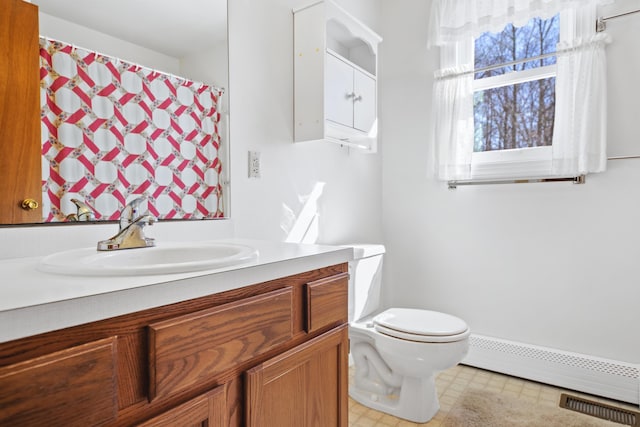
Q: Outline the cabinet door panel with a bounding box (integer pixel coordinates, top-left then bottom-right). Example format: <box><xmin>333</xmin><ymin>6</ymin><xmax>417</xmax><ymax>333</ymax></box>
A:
<box><xmin>0</xmin><ymin>337</ymin><xmax>117</xmax><ymax>426</ymax></box>
<box><xmin>245</xmin><ymin>325</ymin><xmax>348</xmax><ymax>427</ymax></box>
<box><xmin>325</xmin><ymin>53</ymin><xmax>354</xmax><ymax>128</ymax></box>
<box><xmin>149</xmin><ymin>287</ymin><xmax>294</xmax><ymax>400</ymax></box>
<box><xmin>353</xmin><ymin>70</ymin><xmax>376</xmax><ymax>132</ymax></box>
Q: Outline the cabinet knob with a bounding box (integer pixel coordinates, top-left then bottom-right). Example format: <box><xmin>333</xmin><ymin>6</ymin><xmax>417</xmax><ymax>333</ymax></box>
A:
<box><xmin>354</xmin><ymin>95</ymin><xmax>363</xmax><ymax>102</ymax></box>
<box><xmin>21</xmin><ymin>198</ymin><xmax>39</xmax><ymax>211</ymax></box>
<box><xmin>345</xmin><ymin>92</ymin><xmax>356</xmax><ymax>99</ymax></box>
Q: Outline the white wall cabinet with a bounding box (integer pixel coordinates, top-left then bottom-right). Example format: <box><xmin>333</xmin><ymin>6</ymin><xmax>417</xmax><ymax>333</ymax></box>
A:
<box><xmin>294</xmin><ymin>0</ymin><xmax>382</xmax><ymax>152</ymax></box>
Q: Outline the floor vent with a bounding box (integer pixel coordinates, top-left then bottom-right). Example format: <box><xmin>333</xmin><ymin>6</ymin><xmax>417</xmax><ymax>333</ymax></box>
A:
<box><xmin>559</xmin><ymin>394</ymin><xmax>640</xmax><ymax>426</ymax></box>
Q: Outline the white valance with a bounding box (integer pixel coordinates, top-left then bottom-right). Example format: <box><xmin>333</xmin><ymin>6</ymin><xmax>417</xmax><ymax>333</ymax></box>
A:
<box><xmin>428</xmin><ymin>0</ymin><xmax>614</xmax><ymax>47</ymax></box>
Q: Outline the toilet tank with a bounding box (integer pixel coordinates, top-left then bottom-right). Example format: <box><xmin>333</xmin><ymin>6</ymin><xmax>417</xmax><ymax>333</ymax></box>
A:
<box><xmin>348</xmin><ymin>244</ymin><xmax>385</xmax><ymax>323</ymax></box>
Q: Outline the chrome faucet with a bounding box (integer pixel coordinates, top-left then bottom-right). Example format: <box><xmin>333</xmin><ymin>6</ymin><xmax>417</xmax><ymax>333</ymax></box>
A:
<box><xmin>65</xmin><ymin>198</ymin><xmax>95</xmax><ymax>222</ymax></box>
<box><xmin>97</xmin><ymin>197</ymin><xmax>156</xmax><ymax>251</ymax></box>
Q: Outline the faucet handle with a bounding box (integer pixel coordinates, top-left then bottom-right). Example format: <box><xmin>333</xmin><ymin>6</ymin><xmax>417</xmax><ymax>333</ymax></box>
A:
<box><xmin>120</xmin><ymin>197</ymin><xmax>147</xmax><ymax>230</ymax></box>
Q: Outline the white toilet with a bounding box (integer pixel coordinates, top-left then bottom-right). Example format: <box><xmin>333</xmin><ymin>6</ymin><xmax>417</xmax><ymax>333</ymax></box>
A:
<box><xmin>348</xmin><ymin>244</ymin><xmax>470</xmax><ymax>423</ymax></box>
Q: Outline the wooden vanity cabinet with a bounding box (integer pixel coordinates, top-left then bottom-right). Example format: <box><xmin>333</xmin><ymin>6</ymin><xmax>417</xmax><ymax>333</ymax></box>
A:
<box><xmin>0</xmin><ymin>264</ymin><xmax>349</xmax><ymax>426</ymax></box>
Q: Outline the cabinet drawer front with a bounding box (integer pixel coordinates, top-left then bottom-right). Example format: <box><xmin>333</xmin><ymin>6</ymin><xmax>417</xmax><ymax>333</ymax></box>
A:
<box><xmin>306</xmin><ymin>272</ymin><xmax>348</xmax><ymax>333</ymax></box>
<box><xmin>0</xmin><ymin>337</ymin><xmax>117</xmax><ymax>426</ymax></box>
<box><xmin>149</xmin><ymin>287</ymin><xmax>294</xmax><ymax>400</ymax></box>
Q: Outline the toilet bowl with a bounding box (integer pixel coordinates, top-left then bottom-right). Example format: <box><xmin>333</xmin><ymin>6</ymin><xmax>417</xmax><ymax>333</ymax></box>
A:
<box><xmin>347</xmin><ymin>245</ymin><xmax>470</xmax><ymax>423</ymax></box>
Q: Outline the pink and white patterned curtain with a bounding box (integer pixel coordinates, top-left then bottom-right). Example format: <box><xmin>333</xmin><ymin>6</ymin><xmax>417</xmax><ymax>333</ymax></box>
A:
<box><xmin>40</xmin><ymin>38</ymin><xmax>224</xmax><ymax>222</ymax></box>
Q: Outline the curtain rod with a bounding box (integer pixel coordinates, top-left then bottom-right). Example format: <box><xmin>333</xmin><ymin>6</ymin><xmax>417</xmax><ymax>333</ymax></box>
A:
<box><xmin>596</xmin><ymin>8</ymin><xmax>640</xmax><ymax>32</ymax></box>
<box><xmin>436</xmin><ymin>35</ymin><xmax>608</xmax><ymax>80</ymax></box>
<box><xmin>474</xmin><ymin>52</ymin><xmax>557</xmax><ymax>76</ymax></box>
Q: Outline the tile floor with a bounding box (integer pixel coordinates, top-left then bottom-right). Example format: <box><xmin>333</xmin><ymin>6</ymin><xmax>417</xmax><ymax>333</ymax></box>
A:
<box><xmin>348</xmin><ymin>364</ymin><xmax>639</xmax><ymax>426</ymax></box>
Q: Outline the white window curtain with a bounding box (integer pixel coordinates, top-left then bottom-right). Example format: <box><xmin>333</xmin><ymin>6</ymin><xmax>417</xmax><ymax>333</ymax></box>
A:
<box><xmin>433</xmin><ymin>66</ymin><xmax>474</xmax><ymax>181</ymax></box>
<box><xmin>552</xmin><ymin>33</ymin><xmax>610</xmax><ymax>175</ymax></box>
<box><xmin>430</xmin><ymin>0</ymin><xmax>614</xmax><ymax>181</ymax></box>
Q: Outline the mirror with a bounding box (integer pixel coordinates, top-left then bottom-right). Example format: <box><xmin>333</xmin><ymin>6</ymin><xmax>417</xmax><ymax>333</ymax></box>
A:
<box><xmin>11</xmin><ymin>0</ymin><xmax>229</xmax><ymax>224</ymax></box>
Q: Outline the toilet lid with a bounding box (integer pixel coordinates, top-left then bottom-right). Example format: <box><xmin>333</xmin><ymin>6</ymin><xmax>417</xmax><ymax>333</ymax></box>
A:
<box><xmin>373</xmin><ymin>308</ymin><xmax>469</xmax><ymax>343</ymax></box>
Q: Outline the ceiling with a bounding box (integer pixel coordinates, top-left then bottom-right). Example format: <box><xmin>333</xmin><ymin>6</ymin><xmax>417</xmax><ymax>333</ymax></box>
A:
<box><xmin>32</xmin><ymin>0</ymin><xmax>227</xmax><ymax>58</ymax></box>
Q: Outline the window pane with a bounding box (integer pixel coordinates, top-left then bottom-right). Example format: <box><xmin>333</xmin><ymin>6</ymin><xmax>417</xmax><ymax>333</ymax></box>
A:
<box><xmin>474</xmin><ymin>15</ymin><xmax>559</xmax><ymax>80</ymax></box>
<box><xmin>474</xmin><ymin>77</ymin><xmax>556</xmax><ymax>152</ymax></box>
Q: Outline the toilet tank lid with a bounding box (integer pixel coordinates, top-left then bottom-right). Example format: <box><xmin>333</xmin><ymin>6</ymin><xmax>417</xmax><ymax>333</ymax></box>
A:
<box><xmin>344</xmin><ymin>244</ymin><xmax>385</xmax><ymax>259</ymax></box>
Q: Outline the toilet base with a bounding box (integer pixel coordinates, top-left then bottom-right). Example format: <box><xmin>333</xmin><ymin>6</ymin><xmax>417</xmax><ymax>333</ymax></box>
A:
<box><xmin>349</xmin><ymin>374</ymin><xmax>440</xmax><ymax>423</ymax></box>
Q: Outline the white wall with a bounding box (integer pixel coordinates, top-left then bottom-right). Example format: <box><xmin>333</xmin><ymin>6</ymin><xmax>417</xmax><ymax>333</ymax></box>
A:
<box><xmin>181</xmin><ymin>41</ymin><xmax>229</xmax><ymax>90</ymax></box>
<box><xmin>228</xmin><ymin>0</ymin><xmax>383</xmax><ymax>244</ymax></box>
<box><xmin>379</xmin><ymin>0</ymin><xmax>640</xmax><ymax>364</ymax></box>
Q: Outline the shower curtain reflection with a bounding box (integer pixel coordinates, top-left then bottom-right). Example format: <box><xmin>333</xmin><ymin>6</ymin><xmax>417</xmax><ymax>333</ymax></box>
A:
<box><xmin>39</xmin><ymin>38</ymin><xmax>225</xmax><ymax>222</ymax></box>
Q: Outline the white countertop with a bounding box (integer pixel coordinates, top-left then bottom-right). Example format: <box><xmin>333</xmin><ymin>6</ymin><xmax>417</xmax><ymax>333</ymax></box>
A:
<box><xmin>0</xmin><ymin>239</ymin><xmax>353</xmax><ymax>343</ymax></box>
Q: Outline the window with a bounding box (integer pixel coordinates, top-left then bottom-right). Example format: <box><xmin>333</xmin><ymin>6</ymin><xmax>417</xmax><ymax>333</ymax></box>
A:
<box><xmin>471</xmin><ymin>14</ymin><xmax>562</xmax><ymax>177</ymax></box>
<box><xmin>473</xmin><ymin>15</ymin><xmax>559</xmax><ymax>152</ymax></box>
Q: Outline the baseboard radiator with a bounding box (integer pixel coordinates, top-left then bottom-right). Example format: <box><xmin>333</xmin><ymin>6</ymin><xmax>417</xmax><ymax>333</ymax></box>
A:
<box><xmin>463</xmin><ymin>334</ymin><xmax>640</xmax><ymax>406</ymax></box>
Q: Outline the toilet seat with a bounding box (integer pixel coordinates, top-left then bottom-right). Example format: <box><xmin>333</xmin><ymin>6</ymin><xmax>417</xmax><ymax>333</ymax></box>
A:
<box><xmin>373</xmin><ymin>308</ymin><xmax>470</xmax><ymax>343</ymax></box>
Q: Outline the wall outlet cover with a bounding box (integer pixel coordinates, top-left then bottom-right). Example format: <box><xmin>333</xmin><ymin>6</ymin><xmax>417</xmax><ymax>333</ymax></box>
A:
<box><xmin>248</xmin><ymin>151</ymin><xmax>261</xmax><ymax>178</ymax></box>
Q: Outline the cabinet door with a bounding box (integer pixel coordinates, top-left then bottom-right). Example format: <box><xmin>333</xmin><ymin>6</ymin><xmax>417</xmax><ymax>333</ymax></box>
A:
<box><xmin>0</xmin><ymin>0</ymin><xmax>42</xmax><ymax>224</ymax></box>
<box><xmin>325</xmin><ymin>53</ymin><xmax>354</xmax><ymax>128</ymax></box>
<box><xmin>353</xmin><ymin>70</ymin><xmax>376</xmax><ymax>133</ymax></box>
<box><xmin>245</xmin><ymin>325</ymin><xmax>348</xmax><ymax>427</ymax></box>
<box><xmin>137</xmin><ymin>385</ymin><xmax>226</xmax><ymax>427</ymax></box>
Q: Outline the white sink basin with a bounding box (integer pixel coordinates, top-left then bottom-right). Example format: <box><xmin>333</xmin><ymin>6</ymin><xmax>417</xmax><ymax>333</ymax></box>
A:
<box><xmin>37</xmin><ymin>242</ymin><xmax>258</xmax><ymax>276</ymax></box>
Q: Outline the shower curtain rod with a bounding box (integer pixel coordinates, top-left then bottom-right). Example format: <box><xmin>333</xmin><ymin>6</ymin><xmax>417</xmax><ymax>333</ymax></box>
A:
<box><xmin>596</xmin><ymin>8</ymin><xmax>640</xmax><ymax>32</ymax></box>
<box><xmin>39</xmin><ymin>36</ymin><xmax>225</xmax><ymax>94</ymax></box>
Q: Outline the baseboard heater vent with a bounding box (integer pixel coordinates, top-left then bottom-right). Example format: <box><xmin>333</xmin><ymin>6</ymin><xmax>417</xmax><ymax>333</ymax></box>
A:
<box><xmin>463</xmin><ymin>334</ymin><xmax>640</xmax><ymax>405</ymax></box>
<box><xmin>560</xmin><ymin>393</ymin><xmax>640</xmax><ymax>426</ymax></box>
